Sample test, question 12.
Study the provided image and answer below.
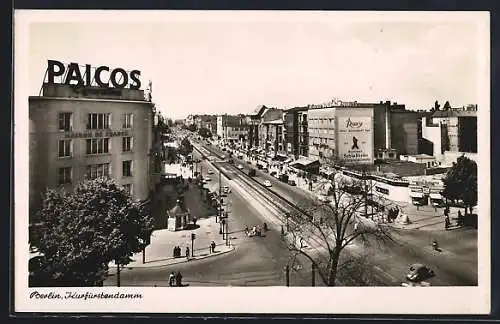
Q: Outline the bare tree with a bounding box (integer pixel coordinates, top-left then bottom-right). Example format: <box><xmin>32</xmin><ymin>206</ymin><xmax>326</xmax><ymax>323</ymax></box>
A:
<box><xmin>284</xmin><ymin>175</ymin><xmax>394</xmax><ymax>286</ymax></box>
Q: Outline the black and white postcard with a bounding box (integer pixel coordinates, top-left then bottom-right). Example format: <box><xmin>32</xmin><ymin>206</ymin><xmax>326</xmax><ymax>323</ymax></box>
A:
<box><xmin>14</xmin><ymin>10</ymin><xmax>490</xmax><ymax>314</ymax></box>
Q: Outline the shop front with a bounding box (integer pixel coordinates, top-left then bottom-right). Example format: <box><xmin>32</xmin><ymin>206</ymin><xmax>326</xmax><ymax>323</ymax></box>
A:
<box><xmin>409</xmin><ymin>187</ymin><xmax>428</xmax><ymax>206</ymax></box>
<box><xmin>429</xmin><ymin>191</ymin><xmax>444</xmax><ymax>207</ymax></box>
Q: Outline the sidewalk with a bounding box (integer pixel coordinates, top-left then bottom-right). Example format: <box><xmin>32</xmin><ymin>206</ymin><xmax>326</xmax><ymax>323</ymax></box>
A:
<box><xmin>109</xmin><ymin>217</ymin><xmax>234</xmax><ymax>269</ymax></box>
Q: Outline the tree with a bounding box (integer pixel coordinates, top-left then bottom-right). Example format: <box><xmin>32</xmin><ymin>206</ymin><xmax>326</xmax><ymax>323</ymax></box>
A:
<box><xmin>178</xmin><ymin>136</ymin><xmax>193</xmax><ymax>157</ymax></box>
<box><xmin>431</xmin><ymin>100</ymin><xmax>441</xmax><ymax>112</ymax></box>
<box><xmin>443</xmin><ymin>101</ymin><xmax>451</xmax><ymax>110</ymax></box>
<box><xmin>29</xmin><ymin>178</ymin><xmax>154</xmax><ymax>287</ymax></box>
<box><xmin>284</xmin><ymin>176</ymin><xmax>392</xmax><ymax>286</ymax></box>
<box><xmin>187</xmin><ymin>124</ymin><xmax>197</xmax><ymax>132</ymax></box>
<box><xmin>442</xmin><ymin>155</ymin><xmax>478</xmax><ymax>214</ymax></box>
<box><xmin>198</xmin><ymin>127</ymin><xmax>212</xmax><ymax>139</ymax></box>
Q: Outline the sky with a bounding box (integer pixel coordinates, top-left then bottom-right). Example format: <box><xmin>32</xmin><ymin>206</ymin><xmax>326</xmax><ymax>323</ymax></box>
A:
<box><xmin>27</xmin><ymin>12</ymin><xmax>487</xmax><ymax>119</ymax></box>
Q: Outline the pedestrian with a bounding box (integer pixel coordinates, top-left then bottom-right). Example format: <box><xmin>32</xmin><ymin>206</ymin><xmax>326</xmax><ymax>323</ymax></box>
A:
<box><xmin>168</xmin><ymin>272</ymin><xmax>175</xmax><ymax>287</ymax></box>
<box><xmin>175</xmin><ymin>271</ymin><xmax>182</xmax><ymax>287</ymax></box>
<box><xmin>185</xmin><ymin>246</ymin><xmax>190</xmax><ymax>259</ymax></box>
<box><xmin>211</xmin><ymin>241</ymin><xmax>216</xmax><ymax>253</ymax></box>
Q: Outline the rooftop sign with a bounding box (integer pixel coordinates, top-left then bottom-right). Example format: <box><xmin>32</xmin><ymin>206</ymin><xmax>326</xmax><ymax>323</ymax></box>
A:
<box><xmin>45</xmin><ymin>60</ymin><xmax>142</xmax><ymax>90</ymax></box>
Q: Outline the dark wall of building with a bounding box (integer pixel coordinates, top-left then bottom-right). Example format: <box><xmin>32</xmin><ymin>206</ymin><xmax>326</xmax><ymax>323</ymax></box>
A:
<box><xmin>299</xmin><ymin>112</ymin><xmax>308</xmax><ymax>157</ymax></box>
<box><xmin>458</xmin><ymin>117</ymin><xmax>477</xmax><ymax>153</ymax></box>
<box><xmin>390</xmin><ymin>111</ymin><xmax>419</xmax><ymax>155</ymax></box>
<box><xmin>373</xmin><ymin>104</ymin><xmax>388</xmax><ymax>150</ymax></box>
<box><xmin>284</xmin><ymin>112</ymin><xmax>298</xmax><ymax>156</ymax></box>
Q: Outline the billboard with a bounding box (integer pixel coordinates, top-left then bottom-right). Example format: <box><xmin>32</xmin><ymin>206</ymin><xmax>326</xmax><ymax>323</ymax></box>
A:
<box><xmin>337</xmin><ymin>116</ymin><xmax>373</xmax><ymax>164</ymax></box>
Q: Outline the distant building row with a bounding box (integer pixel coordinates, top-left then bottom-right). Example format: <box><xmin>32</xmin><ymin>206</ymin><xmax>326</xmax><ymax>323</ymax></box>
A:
<box><xmin>185</xmin><ymin>100</ymin><xmax>477</xmax><ymax>167</ymax></box>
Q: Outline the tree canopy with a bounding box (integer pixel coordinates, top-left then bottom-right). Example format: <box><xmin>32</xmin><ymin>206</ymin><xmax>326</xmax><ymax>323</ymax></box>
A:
<box><xmin>442</xmin><ymin>156</ymin><xmax>478</xmax><ymax>213</ymax></box>
<box><xmin>29</xmin><ymin>178</ymin><xmax>154</xmax><ymax>287</ymax></box>
<box><xmin>178</xmin><ymin>136</ymin><xmax>194</xmax><ymax>157</ymax></box>
<box><xmin>198</xmin><ymin>127</ymin><xmax>212</xmax><ymax>139</ymax></box>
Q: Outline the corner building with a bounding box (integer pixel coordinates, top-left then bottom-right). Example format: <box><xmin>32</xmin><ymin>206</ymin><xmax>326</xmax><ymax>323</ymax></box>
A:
<box><xmin>29</xmin><ymin>83</ymin><xmax>154</xmax><ymax>213</ymax></box>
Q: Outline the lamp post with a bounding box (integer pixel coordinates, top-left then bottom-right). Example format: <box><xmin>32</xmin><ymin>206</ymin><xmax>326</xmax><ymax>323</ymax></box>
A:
<box><xmin>191</xmin><ymin>233</ymin><xmax>196</xmax><ymax>257</ymax></box>
<box><xmin>225</xmin><ymin>212</ymin><xmax>229</xmax><ymax>245</ymax></box>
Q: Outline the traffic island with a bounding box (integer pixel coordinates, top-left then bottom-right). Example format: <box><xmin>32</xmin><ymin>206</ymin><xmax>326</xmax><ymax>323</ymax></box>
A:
<box><xmin>108</xmin><ymin>217</ymin><xmax>235</xmax><ymax>270</ymax></box>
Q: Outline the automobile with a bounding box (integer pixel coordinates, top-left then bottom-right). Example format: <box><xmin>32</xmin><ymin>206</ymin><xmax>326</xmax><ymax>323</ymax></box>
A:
<box><xmin>246</xmin><ymin>160</ymin><xmax>252</xmax><ymax>164</ymax></box>
<box><xmin>237</xmin><ymin>164</ymin><xmax>244</xmax><ymax>170</ymax></box>
<box><xmin>221</xmin><ymin>155</ymin><xmax>226</xmax><ymax>160</ymax></box>
<box><xmin>248</xmin><ymin>169</ymin><xmax>256</xmax><ymax>177</ymax></box>
<box><xmin>288</xmin><ymin>179</ymin><xmax>297</xmax><ymax>186</ymax></box>
<box><xmin>222</xmin><ymin>147</ymin><xmax>227</xmax><ymax>151</ymax></box>
<box><xmin>223</xmin><ymin>185</ymin><xmax>231</xmax><ymax>194</ymax></box>
<box><xmin>279</xmin><ymin>174</ymin><xmax>289</xmax><ymax>183</ymax></box>
<box><xmin>405</xmin><ymin>263</ymin><xmax>435</xmax><ymax>282</ymax></box>
<box><xmin>270</xmin><ymin>171</ymin><xmax>277</xmax><ymax>177</ymax></box>
<box><xmin>263</xmin><ymin>180</ymin><xmax>272</xmax><ymax>187</ymax></box>
<box><xmin>207</xmin><ymin>169</ymin><xmax>214</xmax><ymax>175</ymax></box>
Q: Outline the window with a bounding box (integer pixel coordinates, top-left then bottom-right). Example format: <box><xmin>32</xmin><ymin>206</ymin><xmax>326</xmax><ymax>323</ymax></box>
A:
<box><xmin>86</xmin><ymin>163</ymin><xmax>111</xmax><ymax>179</ymax></box>
<box><xmin>123</xmin><ymin>113</ymin><xmax>134</xmax><ymax>128</ymax></box>
<box><xmin>58</xmin><ymin>167</ymin><xmax>72</xmax><ymax>185</ymax></box>
<box><xmin>87</xmin><ymin>113</ymin><xmax>111</xmax><ymax>129</ymax></box>
<box><xmin>86</xmin><ymin>138</ymin><xmax>110</xmax><ymax>154</ymax></box>
<box><xmin>122</xmin><ymin>137</ymin><xmax>133</xmax><ymax>152</ymax></box>
<box><xmin>58</xmin><ymin>139</ymin><xmax>72</xmax><ymax>157</ymax></box>
<box><xmin>122</xmin><ymin>160</ymin><xmax>133</xmax><ymax>177</ymax></box>
<box><xmin>123</xmin><ymin>183</ymin><xmax>133</xmax><ymax>196</ymax></box>
<box><xmin>58</xmin><ymin>112</ymin><xmax>72</xmax><ymax>131</ymax></box>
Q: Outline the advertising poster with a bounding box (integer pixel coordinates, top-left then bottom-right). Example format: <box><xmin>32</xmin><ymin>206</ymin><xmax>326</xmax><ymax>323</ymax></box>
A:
<box><xmin>337</xmin><ymin>116</ymin><xmax>373</xmax><ymax>164</ymax></box>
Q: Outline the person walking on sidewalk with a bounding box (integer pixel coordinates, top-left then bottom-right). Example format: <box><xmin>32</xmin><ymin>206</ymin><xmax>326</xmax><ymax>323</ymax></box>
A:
<box><xmin>211</xmin><ymin>241</ymin><xmax>216</xmax><ymax>253</ymax></box>
<box><xmin>185</xmin><ymin>246</ymin><xmax>190</xmax><ymax>259</ymax></box>
<box><xmin>175</xmin><ymin>271</ymin><xmax>183</xmax><ymax>287</ymax></box>
<box><xmin>168</xmin><ymin>272</ymin><xmax>175</xmax><ymax>287</ymax></box>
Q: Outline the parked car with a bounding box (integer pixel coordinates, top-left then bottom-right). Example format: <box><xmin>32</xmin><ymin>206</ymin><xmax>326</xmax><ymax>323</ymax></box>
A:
<box><xmin>246</xmin><ymin>160</ymin><xmax>252</xmax><ymax>164</ymax></box>
<box><xmin>263</xmin><ymin>180</ymin><xmax>272</xmax><ymax>187</ymax></box>
<box><xmin>270</xmin><ymin>171</ymin><xmax>277</xmax><ymax>177</ymax></box>
<box><xmin>405</xmin><ymin>263</ymin><xmax>435</xmax><ymax>282</ymax></box>
<box><xmin>248</xmin><ymin>168</ymin><xmax>256</xmax><ymax>177</ymax></box>
<box><xmin>207</xmin><ymin>169</ymin><xmax>214</xmax><ymax>175</ymax></box>
<box><xmin>237</xmin><ymin>164</ymin><xmax>244</xmax><ymax>170</ymax></box>
<box><xmin>279</xmin><ymin>174</ymin><xmax>289</xmax><ymax>183</ymax></box>
<box><xmin>223</xmin><ymin>185</ymin><xmax>231</xmax><ymax>194</ymax></box>
<box><xmin>288</xmin><ymin>179</ymin><xmax>297</xmax><ymax>186</ymax></box>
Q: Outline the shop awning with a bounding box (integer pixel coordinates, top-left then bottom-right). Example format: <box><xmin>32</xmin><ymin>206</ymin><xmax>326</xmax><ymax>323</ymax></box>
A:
<box><xmin>410</xmin><ymin>192</ymin><xmax>424</xmax><ymax>198</ymax></box>
<box><xmin>291</xmin><ymin>157</ymin><xmax>319</xmax><ymax>167</ymax></box>
<box><xmin>273</xmin><ymin>154</ymin><xmax>288</xmax><ymax>162</ymax></box>
<box><xmin>429</xmin><ymin>193</ymin><xmax>442</xmax><ymax>200</ymax></box>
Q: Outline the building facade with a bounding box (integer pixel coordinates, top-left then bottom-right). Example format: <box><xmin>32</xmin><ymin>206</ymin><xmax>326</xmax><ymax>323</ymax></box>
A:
<box><xmin>29</xmin><ymin>83</ymin><xmax>154</xmax><ymax>213</ymax></box>
<box><xmin>216</xmin><ymin>114</ymin><xmax>249</xmax><ymax>145</ymax></box>
<box><xmin>420</xmin><ymin>107</ymin><xmax>478</xmax><ymax>163</ymax></box>
<box><xmin>284</xmin><ymin>107</ymin><xmax>309</xmax><ymax>159</ymax></box>
<box><xmin>306</xmin><ymin>101</ymin><xmax>419</xmax><ymax>165</ymax></box>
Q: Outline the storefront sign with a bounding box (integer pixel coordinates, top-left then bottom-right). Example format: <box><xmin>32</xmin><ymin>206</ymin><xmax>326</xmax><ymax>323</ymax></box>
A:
<box><xmin>46</xmin><ymin>60</ymin><xmax>141</xmax><ymax>90</ymax></box>
<box><xmin>337</xmin><ymin>116</ymin><xmax>373</xmax><ymax>164</ymax></box>
<box><xmin>65</xmin><ymin>130</ymin><xmax>129</xmax><ymax>139</ymax></box>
